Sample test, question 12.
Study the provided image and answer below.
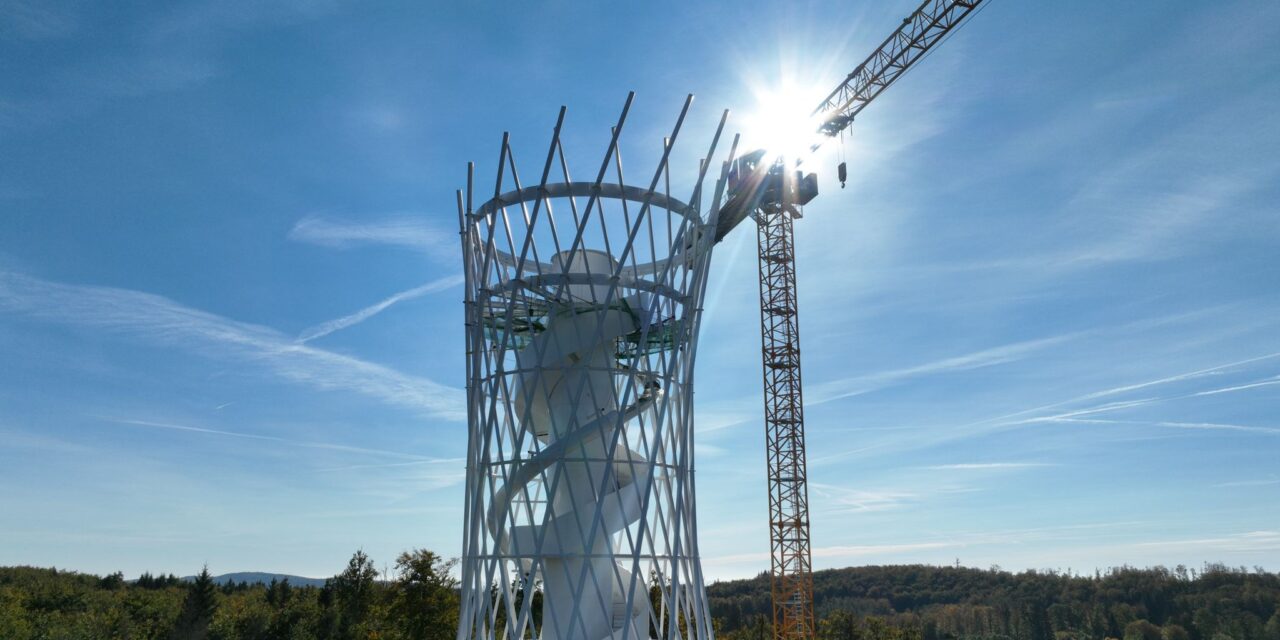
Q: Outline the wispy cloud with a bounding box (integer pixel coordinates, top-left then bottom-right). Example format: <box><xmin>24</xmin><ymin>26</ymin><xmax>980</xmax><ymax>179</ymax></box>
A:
<box><xmin>288</xmin><ymin>214</ymin><xmax>454</xmax><ymax>255</ymax></box>
<box><xmin>699</xmin><ymin>332</ymin><xmax>1083</xmax><ymax>437</ymax></box>
<box><xmin>104</xmin><ymin>418</ymin><xmax>451</xmax><ymax>461</ymax></box>
<box><xmin>1191</xmin><ymin>376</ymin><xmax>1280</xmax><ymax>397</ymax></box>
<box><xmin>706</xmin><ymin>520</ymin><xmax>1168</xmax><ymax>570</ymax></box>
<box><xmin>298</xmin><ymin>505</ymin><xmax>456</xmax><ymax>520</ymax></box>
<box><xmin>981</xmin><ymin>352</ymin><xmax>1280</xmax><ymax>431</ymax></box>
<box><xmin>0</xmin><ymin>272</ymin><xmax>465</xmax><ymax>420</ymax></box>
<box><xmin>810</xmin><ymin>482</ymin><xmax>918</xmax><ymax>514</ymax></box>
<box><xmin>0</xmin><ymin>428</ymin><xmax>94</xmax><ymax>455</ymax></box>
<box><xmin>695</xmin><ymin>399</ymin><xmax>757</xmax><ymax>434</ymax></box>
<box><xmin>298</xmin><ymin>274</ymin><xmax>463</xmax><ymax>343</ymax></box>
<box><xmin>3</xmin><ymin>1</ymin><xmax>341</xmax><ymax>134</ymax></box>
<box><xmin>1153</xmin><ymin>421</ymin><xmax>1280</xmax><ymax>436</ymax></box>
<box><xmin>926</xmin><ymin>462</ymin><xmax>1057</xmax><ymax>471</ymax></box>
<box><xmin>1052</xmin><ymin>172</ymin><xmax>1263</xmax><ymax>267</ymax></box>
<box><xmin>1213</xmin><ymin>478</ymin><xmax>1280</xmax><ymax>488</ymax></box>
<box><xmin>813</xmin><ymin>542</ymin><xmax>956</xmax><ymax>559</ymax></box>
<box><xmin>705</xmin><ymin>541</ymin><xmax>954</xmax><ymax>567</ymax></box>
<box><xmin>316</xmin><ymin>459</ymin><xmax>463</xmax><ymax>472</ymax></box>
<box><xmin>107</xmin><ymin>417</ymin><xmax>280</xmax><ymax>443</ymax></box>
<box><xmin>810</xmin><ymin>444</ymin><xmax>886</xmax><ymax>466</ymax></box>
<box><xmin>1</xmin><ymin>1</ymin><xmax>78</xmax><ymax>40</ymax></box>
<box><xmin>1075</xmin><ymin>354</ymin><xmax>1280</xmax><ymax>402</ymax></box>
<box><xmin>1134</xmin><ymin>530</ymin><xmax>1280</xmax><ymax>553</ymax></box>
<box><xmin>1019</xmin><ymin>399</ymin><xmax>1163</xmax><ymax>425</ymax></box>
<box><xmin>970</xmin><ymin>42</ymin><xmax>1280</xmax><ymax>274</ymax></box>
<box><xmin>808</xmin><ymin>334</ymin><xmax>1074</xmax><ymax>405</ymax></box>
<box><xmin>1020</xmin><ymin>416</ymin><xmax>1280</xmax><ymax>437</ymax></box>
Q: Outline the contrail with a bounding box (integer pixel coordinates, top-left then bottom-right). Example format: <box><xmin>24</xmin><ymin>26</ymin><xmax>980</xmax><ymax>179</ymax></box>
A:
<box><xmin>102</xmin><ymin>417</ymin><xmax>452</xmax><ymax>460</ymax></box>
<box><xmin>298</xmin><ymin>274</ymin><xmax>464</xmax><ymax>343</ymax></box>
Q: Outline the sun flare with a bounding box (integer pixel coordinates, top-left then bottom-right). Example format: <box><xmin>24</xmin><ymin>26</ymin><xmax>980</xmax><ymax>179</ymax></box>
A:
<box><xmin>740</xmin><ymin>80</ymin><xmax>827</xmax><ymax>161</ymax></box>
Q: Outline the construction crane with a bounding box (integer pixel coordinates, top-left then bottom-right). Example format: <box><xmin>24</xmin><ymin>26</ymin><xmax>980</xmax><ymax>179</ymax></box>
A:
<box><xmin>712</xmin><ymin>2</ymin><xmax>988</xmax><ymax>638</ymax></box>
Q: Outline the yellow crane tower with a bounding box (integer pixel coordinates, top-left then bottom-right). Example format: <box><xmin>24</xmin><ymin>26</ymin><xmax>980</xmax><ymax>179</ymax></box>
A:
<box><xmin>712</xmin><ymin>2</ymin><xmax>990</xmax><ymax>637</ymax></box>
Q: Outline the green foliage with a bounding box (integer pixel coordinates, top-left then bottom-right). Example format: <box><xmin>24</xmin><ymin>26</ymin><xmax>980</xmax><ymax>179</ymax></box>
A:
<box><xmin>0</xmin><ymin>585</ymin><xmax>33</xmax><ymax>639</ymax></box>
<box><xmin>173</xmin><ymin>565</ymin><xmax>220</xmax><ymax>639</ymax></box>
<box><xmin>0</xmin><ymin>565</ymin><xmax>184</xmax><ymax>639</ymax></box>
<box><xmin>136</xmin><ymin>572</ymin><xmax>183</xmax><ymax>589</ymax></box>
<box><xmin>1124</xmin><ymin>619</ymin><xmax>1161</xmax><ymax>640</ymax></box>
<box><xmin>3</xmin><ymin>559</ymin><xmax>1277</xmax><ymax>640</ymax></box>
<box><xmin>1266</xmin><ymin>613</ymin><xmax>1280</xmax><ymax>640</ymax></box>
<box><xmin>209</xmin><ymin>590</ymin><xmax>271</xmax><ymax>640</ymax></box>
<box><xmin>709</xmin><ymin>564</ymin><xmax>1280</xmax><ymax>640</ymax></box>
<box><xmin>387</xmin><ymin>548</ymin><xmax>460</xmax><ymax>640</ymax></box>
<box><xmin>326</xmin><ymin>549</ymin><xmax>381</xmax><ymax>639</ymax></box>
<box><xmin>815</xmin><ymin>609</ymin><xmax>923</xmax><ymax>640</ymax></box>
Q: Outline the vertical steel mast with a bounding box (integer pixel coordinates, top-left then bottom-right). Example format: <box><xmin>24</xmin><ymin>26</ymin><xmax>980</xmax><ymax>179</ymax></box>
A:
<box><xmin>755</xmin><ymin>175</ymin><xmax>814</xmax><ymax>640</ymax></box>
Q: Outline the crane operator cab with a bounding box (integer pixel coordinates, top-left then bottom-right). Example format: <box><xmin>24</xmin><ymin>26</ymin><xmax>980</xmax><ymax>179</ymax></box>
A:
<box><xmin>726</xmin><ymin>149</ymin><xmax>819</xmax><ymax>215</ymax></box>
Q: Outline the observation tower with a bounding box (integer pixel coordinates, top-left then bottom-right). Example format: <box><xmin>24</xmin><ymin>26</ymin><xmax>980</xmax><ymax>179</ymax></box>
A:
<box><xmin>455</xmin><ymin>95</ymin><xmax>733</xmax><ymax>640</ymax></box>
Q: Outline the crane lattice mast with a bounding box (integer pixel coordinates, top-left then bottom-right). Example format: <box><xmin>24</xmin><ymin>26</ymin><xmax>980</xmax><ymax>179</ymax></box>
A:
<box><xmin>716</xmin><ymin>2</ymin><xmax>987</xmax><ymax>639</ymax></box>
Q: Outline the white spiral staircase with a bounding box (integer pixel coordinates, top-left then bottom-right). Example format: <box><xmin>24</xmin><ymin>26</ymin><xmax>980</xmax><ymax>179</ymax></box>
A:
<box><xmin>487</xmin><ymin>251</ymin><xmax>659</xmax><ymax>639</ymax></box>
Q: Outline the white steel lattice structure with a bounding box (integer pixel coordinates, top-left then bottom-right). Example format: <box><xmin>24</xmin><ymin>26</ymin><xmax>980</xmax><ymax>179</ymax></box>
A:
<box><xmin>456</xmin><ymin>94</ymin><xmax>736</xmax><ymax>640</ymax></box>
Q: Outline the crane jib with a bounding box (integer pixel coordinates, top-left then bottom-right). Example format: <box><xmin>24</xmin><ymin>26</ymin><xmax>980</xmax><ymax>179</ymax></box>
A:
<box><xmin>813</xmin><ymin>0</ymin><xmax>984</xmax><ymax>145</ymax></box>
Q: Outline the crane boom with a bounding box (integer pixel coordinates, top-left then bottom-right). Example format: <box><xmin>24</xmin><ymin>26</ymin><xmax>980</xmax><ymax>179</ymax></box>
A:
<box><xmin>738</xmin><ymin>2</ymin><xmax>987</xmax><ymax>639</ymax></box>
<box><xmin>813</xmin><ymin>0</ymin><xmax>983</xmax><ymax>139</ymax></box>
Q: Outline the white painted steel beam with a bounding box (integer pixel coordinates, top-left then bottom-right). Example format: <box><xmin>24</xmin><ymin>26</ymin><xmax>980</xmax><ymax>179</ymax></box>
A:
<box><xmin>456</xmin><ymin>96</ymin><xmax>735</xmax><ymax>640</ymax></box>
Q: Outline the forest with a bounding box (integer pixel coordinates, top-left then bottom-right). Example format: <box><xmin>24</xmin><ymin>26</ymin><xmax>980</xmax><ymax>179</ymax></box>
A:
<box><xmin>2</xmin><ymin>554</ymin><xmax>1278</xmax><ymax>640</ymax></box>
<box><xmin>710</xmin><ymin>563</ymin><xmax>1280</xmax><ymax>640</ymax></box>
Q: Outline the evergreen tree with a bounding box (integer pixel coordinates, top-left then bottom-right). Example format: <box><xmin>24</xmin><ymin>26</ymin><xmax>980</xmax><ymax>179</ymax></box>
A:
<box><xmin>317</xmin><ymin>581</ymin><xmax>341</xmax><ymax>640</ymax></box>
<box><xmin>97</xmin><ymin>571</ymin><xmax>125</xmax><ymax>590</ymax></box>
<box><xmin>171</xmin><ymin>565</ymin><xmax>218</xmax><ymax>640</ymax></box>
<box><xmin>330</xmin><ymin>549</ymin><xmax>379</xmax><ymax>638</ymax></box>
<box><xmin>266</xmin><ymin>577</ymin><xmax>293</xmax><ymax>608</ymax></box>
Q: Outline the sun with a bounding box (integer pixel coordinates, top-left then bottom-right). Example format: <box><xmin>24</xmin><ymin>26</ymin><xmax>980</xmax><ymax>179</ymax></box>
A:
<box><xmin>740</xmin><ymin>79</ymin><xmax>827</xmax><ymax>162</ymax></box>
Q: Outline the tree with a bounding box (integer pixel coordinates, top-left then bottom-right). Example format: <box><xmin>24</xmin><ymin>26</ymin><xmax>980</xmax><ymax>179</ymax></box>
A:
<box><xmin>265</xmin><ymin>578</ymin><xmax>293</xmax><ymax>608</ymax></box>
<box><xmin>172</xmin><ymin>565</ymin><xmax>219</xmax><ymax>640</ymax></box>
<box><xmin>208</xmin><ymin>590</ymin><xmax>270</xmax><ymax>640</ymax></box>
<box><xmin>818</xmin><ymin>610</ymin><xmax>864</xmax><ymax>640</ymax></box>
<box><xmin>388</xmin><ymin>548</ymin><xmax>460</xmax><ymax>640</ymax></box>
<box><xmin>1263</xmin><ymin>613</ymin><xmax>1280</xmax><ymax>640</ymax></box>
<box><xmin>0</xmin><ymin>586</ymin><xmax>32</xmax><ymax>640</ymax></box>
<box><xmin>328</xmin><ymin>549</ymin><xmax>380</xmax><ymax>638</ymax></box>
<box><xmin>99</xmin><ymin>571</ymin><xmax>126</xmax><ymax>591</ymax></box>
<box><xmin>1125</xmin><ymin>619</ymin><xmax>1162</xmax><ymax>640</ymax></box>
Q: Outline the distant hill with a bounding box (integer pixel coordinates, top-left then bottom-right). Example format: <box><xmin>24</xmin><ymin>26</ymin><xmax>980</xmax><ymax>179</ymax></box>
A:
<box><xmin>181</xmin><ymin>571</ymin><xmax>327</xmax><ymax>588</ymax></box>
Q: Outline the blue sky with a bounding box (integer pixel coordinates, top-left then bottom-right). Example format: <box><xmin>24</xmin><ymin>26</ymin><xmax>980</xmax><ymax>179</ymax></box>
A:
<box><xmin>2</xmin><ymin>0</ymin><xmax>1278</xmax><ymax>581</ymax></box>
